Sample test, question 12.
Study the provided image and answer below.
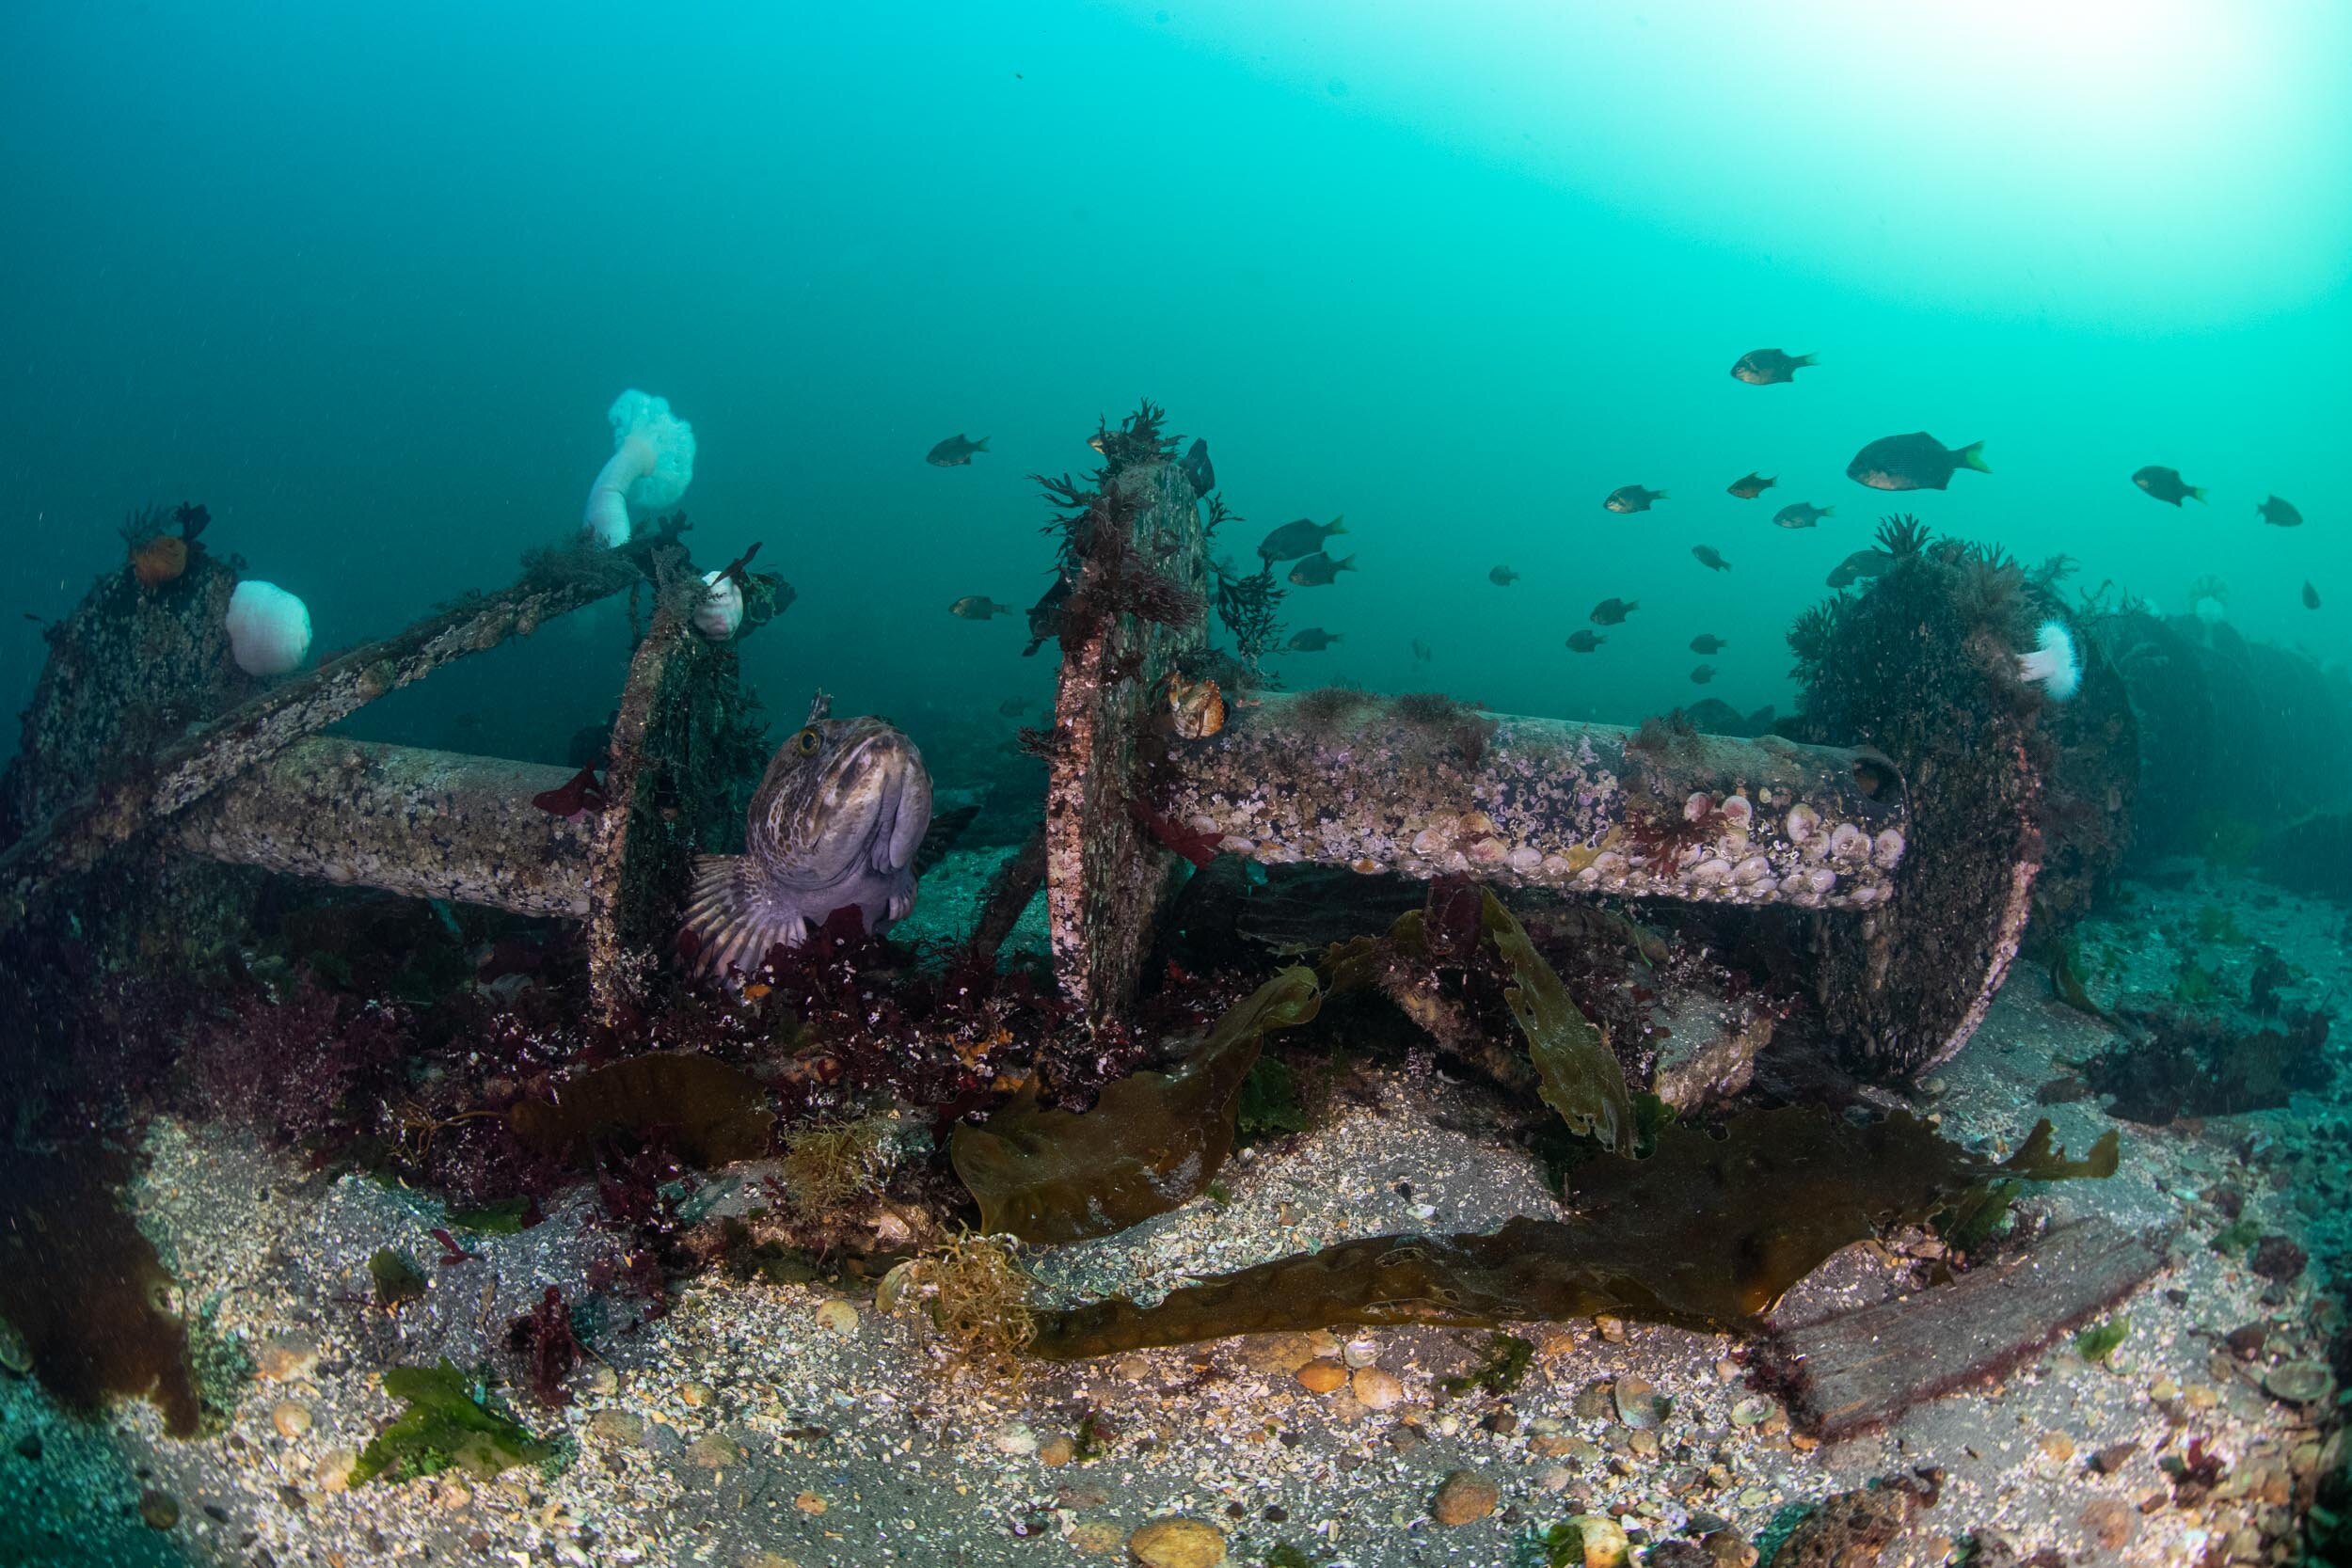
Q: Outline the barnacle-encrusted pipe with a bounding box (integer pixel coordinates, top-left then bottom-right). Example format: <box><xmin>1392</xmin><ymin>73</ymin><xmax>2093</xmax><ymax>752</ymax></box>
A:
<box><xmin>174</xmin><ymin>737</ymin><xmax>595</xmax><ymax>917</ymax></box>
<box><xmin>1152</xmin><ymin>695</ymin><xmax>1908</xmax><ymax>910</ymax></box>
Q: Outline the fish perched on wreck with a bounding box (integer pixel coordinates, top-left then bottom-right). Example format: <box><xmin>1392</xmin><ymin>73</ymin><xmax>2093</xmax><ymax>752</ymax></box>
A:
<box><xmin>683</xmin><ymin>694</ymin><xmax>933</xmax><ymax>977</ymax></box>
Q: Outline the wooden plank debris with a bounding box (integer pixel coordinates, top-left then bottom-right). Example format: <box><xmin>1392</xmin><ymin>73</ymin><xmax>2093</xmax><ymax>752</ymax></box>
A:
<box><xmin>1758</xmin><ymin>1217</ymin><xmax>2172</xmax><ymax>1443</ymax></box>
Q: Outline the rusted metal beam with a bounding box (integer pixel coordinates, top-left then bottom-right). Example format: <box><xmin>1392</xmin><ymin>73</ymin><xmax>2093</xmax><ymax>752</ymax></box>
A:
<box><xmin>0</xmin><ymin>543</ymin><xmax>642</xmax><ymax>930</ymax></box>
<box><xmin>1156</xmin><ymin>699</ymin><xmax>1906</xmax><ymax>909</ymax></box>
<box><xmin>173</xmin><ymin>737</ymin><xmax>594</xmax><ymax>917</ymax></box>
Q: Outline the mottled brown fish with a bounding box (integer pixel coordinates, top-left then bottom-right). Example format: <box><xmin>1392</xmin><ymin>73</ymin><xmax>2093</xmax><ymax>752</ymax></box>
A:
<box><xmin>926</xmin><ymin>434</ymin><xmax>989</xmax><ymax>467</ymax></box>
<box><xmin>1565</xmin><ymin>630</ymin><xmax>1605</xmax><ymax>653</ymax></box>
<box><xmin>2304</xmin><ymin>581</ymin><xmax>2321</xmax><ymax>610</ymax></box>
<box><xmin>1288</xmin><ymin>550</ymin><xmax>1357</xmax><ymax>587</ymax></box>
<box><xmin>1691</xmin><ymin>545</ymin><xmax>1730</xmax><ymax>572</ymax></box>
<box><xmin>1847</xmin><ymin>432</ymin><xmax>1989</xmax><ymax>492</ymax></box>
<box><xmin>682</xmin><ymin>695</ymin><xmax>932</xmax><ymax>977</ymax></box>
<box><xmin>1259</xmin><ymin>515</ymin><xmax>1346</xmax><ymax>561</ymax></box>
<box><xmin>949</xmin><ymin>596</ymin><xmax>1013</xmax><ymax>620</ymax></box>
<box><xmin>1725</xmin><ymin>472</ymin><xmax>1776</xmax><ymax>499</ymax></box>
<box><xmin>1690</xmin><ymin>663</ymin><xmax>1716</xmax><ymax>684</ymax></box>
<box><xmin>1773</xmin><ymin>501</ymin><xmax>1835</xmax><ymax>530</ymax></box>
<box><xmin>2131</xmin><ymin>465</ymin><xmax>2205</xmax><ymax>506</ymax></box>
<box><xmin>1488</xmin><ymin>565</ymin><xmax>1518</xmax><ymax>586</ymax></box>
<box><xmin>1689</xmin><ymin>634</ymin><xmax>1727</xmax><ymax>654</ymax></box>
<box><xmin>1286</xmin><ymin>626</ymin><xmax>1343</xmax><ymax>651</ymax></box>
<box><xmin>1604</xmin><ymin>485</ymin><xmax>1666</xmax><ymax>514</ymax></box>
<box><xmin>2258</xmin><ymin>495</ymin><xmax>2303</xmax><ymax>528</ymax></box>
<box><xmin>1589</xmin><ymin>597</ymin><xmax>1638</xmax><ymax>625</ymax></box>
<box><xmin>1730</xmin><ymin>349</ymin><xmax>1816</xmax><ymax>386</ymax></box>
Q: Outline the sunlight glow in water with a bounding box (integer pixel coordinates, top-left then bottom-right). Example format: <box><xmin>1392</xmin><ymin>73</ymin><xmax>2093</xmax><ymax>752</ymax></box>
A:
<box><xmin>1146</xmin><ymin>0</ymin><xmax>2347</xmax><ymax>325</ymax></box>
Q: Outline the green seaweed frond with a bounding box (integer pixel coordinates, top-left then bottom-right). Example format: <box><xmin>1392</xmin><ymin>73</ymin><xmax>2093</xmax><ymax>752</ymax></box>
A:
<box><xmin>1441</xmin><ymin>1332</ymin><xmax>1535</xmax><ymax>1396</ymax></box>
<box><xmin>2074</xmin><ymin>1315</ymin><xmax>2130</xmax><ymax>1363</ymax></box>
<box><xmin>353</xmin><ymin>1361</ymin><xmax>553</xmax><ymax>1486</ymax></box>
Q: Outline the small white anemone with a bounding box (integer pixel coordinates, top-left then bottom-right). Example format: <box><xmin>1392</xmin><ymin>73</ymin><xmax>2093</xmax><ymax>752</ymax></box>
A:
<box><xmin>581</xmin><ymin>389</ymin><xmax>697</xmax><ymax>548</ymax></box>
<box><xmin>2017</xmin><ymin>619</ymin><xmax>2081</xmax><ymax>702</ymax></box>
<box><xmin>225</xmin><ymin>580</ymin><xmax>312</xmax><ymax>676</ymax></box>
<box><xmin>692</xmin><ymin>570</ymin><xmax>744</xmax><ymax>640</ymax></box>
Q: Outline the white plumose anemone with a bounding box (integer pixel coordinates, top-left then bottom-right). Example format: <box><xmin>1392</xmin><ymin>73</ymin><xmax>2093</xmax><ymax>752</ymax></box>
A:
<box><xmin>225</xmin><ymin>580</ymin><xmax>313</xmax><ymax>676</ymax></box>
<box><xmin>581</xmin><ymin>389</ymin><xmax>696</xmax><ymax>547</ymax></box>
<box><xmin>692</xmin><ymin>569</ymin><xmax>744</xmax><ymax>640</ymax></box>
<box><xmin>2016</xmin><ymin>619</ymin><xmax>2081</xmax><ymax>702</ymax></box>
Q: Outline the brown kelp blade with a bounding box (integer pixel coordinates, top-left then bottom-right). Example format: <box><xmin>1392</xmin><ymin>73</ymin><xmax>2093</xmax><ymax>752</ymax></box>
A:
<box><xmin>1032</xmin><ymin>1109</ymin><xmax>2115</xmax><ymax>1360</ymax></box>
<box><xmin>507</xmin><ymin>1053</ymin><xmax>775</xmax><ymax>1168</ymax></box>
<box><xmin>951</xmin><ymin>966</ymin><xmax>1326</xmax><ymax>1243</ymax></box>
<box><xmin>1479</xmin><ymin>887</ymin><xmax>1631</xmax><ymax>1151</ymax></box>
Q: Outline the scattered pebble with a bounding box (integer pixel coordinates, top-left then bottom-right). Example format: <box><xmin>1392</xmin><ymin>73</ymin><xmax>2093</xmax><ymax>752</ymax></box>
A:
<box><xmin>590</xmin><ymin>1410</ymin><xmax>645</xmax><ymax>1446</ymax></box>
<box><xmin>991</xmin><ymin>1421</ymin><xmax>1039</xmax><ymax>1456</ymax></box>
<box><xmin>1351</xmin><ymin>1366</ymin><xmax>1405</xmax><ymax>1409</ymax></box>
<box><xmin>679</xmin><ymin>1381</ymin><xmax>714</xmax><ymax>1408</ymax></box>
<box><xmin>270</xmin><ymin>1399</ymin><xmax>312</xmax><ymax>1438</ymax></box>
<box><xmin>138</xmin><ymin>1488</ymin><xmax>179</xmax><ymax>1531</ymax></box>
<box><xmin>2265</xmin><ymin>1361</ymin><xmax>2331</xmax><ymax>1404</ymax></box>
<box><xmin>1343</xmin><ymin>1338</ymin><xmax>1379</xmax><ymax>1370</ymax></box>
<box><xmin>794</xmin><ymin>1490</ymin><xmax>828</xmax><ymax>1515</ymax></box>
<box><xmin>1037</xmin><ymin>1435</ymin><xmax>1075</xmax><ymax>1466</ymax></box>
<box><xmin>1565</xmin><ymin>1514</ymin><xmax>1631</xmax><ymax>1566</ymax></box>
<box><xmin>1593</xmin><ymin>1315</ymin><xmax>1627</xmax><ymax>1344</ymax></box>
<box><xmin>1613</xmin><ymin>1374</ymin><xmax>1664</xmax><ymax>1429</ymax></box>
<box><xmin>814</xmin><ymin>1299</ymin><xmax>859</xmax><ymax>1336</ymax></box>
<box><xmin>1069</xmin><ymin>1520</ymin><xmax>1123</xmax><ymax>1553</ymax></box>
<box><xmin>1127</xmin><ymin>1515</ymin><xmax>1228</xmax><ymax>1567</ymax></box>
<box><xmin>1729</xmin><ymin>1395</ymin><xmax>1773</xmax><ymax>1428</ymax></box>
<box><xmin>2038</xmin><ymin>1431</ymin><xmax>2075</xmax><ymax>1462</ymax></box>
<box><xmin>686</xmin><ymin>1433</ymin><xmax>740</xmax><ymax>1468</ymax></box>
<box><xmin>1295</xmin><ymin>1358</ymin><xmax>1348</xmax><ymax>1394</ymax></box>
<box><xmin>314</xmin><ymin>1448</ymin><xmax>356</xmax><ymax>1494</ymax></box>
<box><xmin>1430</xmin><ymin>1468</ymin><xmax>1499</xmax><ymax>1526</ymax></box>
<box><xmin>254</xmin><ymin>1333</ymin><xmax>321</xmax><ymax>1384</ymax></box>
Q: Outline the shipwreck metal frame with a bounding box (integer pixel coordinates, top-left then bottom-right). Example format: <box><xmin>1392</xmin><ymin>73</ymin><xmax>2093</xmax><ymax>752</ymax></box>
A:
<box><xmin>5</xmin><ymin>436</ymin><xmax>2045</xmax><ymax>1076</ymax></box>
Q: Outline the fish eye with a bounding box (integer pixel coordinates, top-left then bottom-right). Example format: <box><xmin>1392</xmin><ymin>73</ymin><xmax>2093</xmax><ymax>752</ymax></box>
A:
<box><xmin>793</xmin><ymin>727</ymin><xmax>822</xmax><ymax>755</ymax></box>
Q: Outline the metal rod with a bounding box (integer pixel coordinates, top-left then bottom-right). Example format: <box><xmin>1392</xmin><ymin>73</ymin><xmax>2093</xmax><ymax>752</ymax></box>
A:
<box><xmin>1153</xmin><ymin>695</ymin><xmax>1909</xmax><ymax>910</ymax></box>
<box><xmin>173</xmin><ymin>737</ymin><xmax>594</xmax><ymax>917</ymax></box>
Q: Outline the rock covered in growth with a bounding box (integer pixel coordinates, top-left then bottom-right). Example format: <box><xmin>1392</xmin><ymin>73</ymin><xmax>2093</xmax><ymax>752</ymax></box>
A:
<box><xmin>1788</xmin><ymin>520</ymin><xmax>2123</xmax><ymax>1077</ymax></box>
<box><xmin>1430</xmin><ymin>1468</ymin><xmax>1500</xmax><ymax>1526</ymax></box>
<box><xmin>1126</xmin><ymin>1516</ymin><xmax>1229</xmax><ymax>1567</ymax></box>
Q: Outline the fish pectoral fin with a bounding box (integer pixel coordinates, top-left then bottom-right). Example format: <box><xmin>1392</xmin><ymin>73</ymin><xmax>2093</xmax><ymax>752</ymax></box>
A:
<box><xmin>887</xmin><ymin>868</ymin><xmax>918</xmax><ymax>925</ymax></box>
<box><xmin>682</xmin><ymin>854</ymin><xmax>810</xmax><ymax>979</ymax></box>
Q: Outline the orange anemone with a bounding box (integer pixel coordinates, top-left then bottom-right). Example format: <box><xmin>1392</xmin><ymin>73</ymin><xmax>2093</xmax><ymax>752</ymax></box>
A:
<box><xmin>129</xmin><ymin>533</ymin><xmax>187</xmax><ymax>587</ymax></box>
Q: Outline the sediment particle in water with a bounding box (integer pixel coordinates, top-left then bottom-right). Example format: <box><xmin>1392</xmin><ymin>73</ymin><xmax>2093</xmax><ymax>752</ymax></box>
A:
<box><xmin>1127</xmin><ymin>1515</ymin><xmax>1229</xmax><ymax>1567</ymax></box>
<box><xmin>1431</xmin><ymin>1468</ymin><xmax>1499</xmax><ymax>1526</ymax></box>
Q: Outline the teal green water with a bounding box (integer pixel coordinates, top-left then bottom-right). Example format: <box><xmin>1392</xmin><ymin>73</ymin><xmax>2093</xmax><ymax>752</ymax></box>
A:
<box><xmin>3</xmin><ymin>2</ymin><xmax>2345</xmax><ymax>754</ymax></box>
